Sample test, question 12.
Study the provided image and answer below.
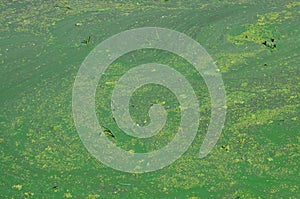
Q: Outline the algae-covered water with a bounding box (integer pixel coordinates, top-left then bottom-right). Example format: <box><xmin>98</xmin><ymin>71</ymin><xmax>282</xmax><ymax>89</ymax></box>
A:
<box><xmin>1</xmin><ymin>0</ymin><xmax>299</xmax><ymax>198</ymax></box>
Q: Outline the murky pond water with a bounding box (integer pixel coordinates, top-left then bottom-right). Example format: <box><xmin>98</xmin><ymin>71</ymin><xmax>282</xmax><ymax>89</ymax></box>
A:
<box><xmin>1</xmin><ymin>1</ymin><xmax>299</xmax><ymax>198</ymax></box>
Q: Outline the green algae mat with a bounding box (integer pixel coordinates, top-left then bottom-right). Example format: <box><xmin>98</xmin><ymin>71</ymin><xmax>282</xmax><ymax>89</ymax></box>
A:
<box><xmin>1</xmin><ymin>0</ymin><xmax>299</xmax><ymax>198</ymax></box>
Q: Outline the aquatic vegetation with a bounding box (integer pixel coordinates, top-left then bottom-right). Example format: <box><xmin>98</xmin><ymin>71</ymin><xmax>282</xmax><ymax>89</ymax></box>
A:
<box><xmin>1</xmin><ymin>0</ymin><xmax>299</xmax><ymax>198</ymax></box>
<box><xmin>81</xmin><ymin>35</ymin><xmax>91</xmax><ymax>45</ymax></box>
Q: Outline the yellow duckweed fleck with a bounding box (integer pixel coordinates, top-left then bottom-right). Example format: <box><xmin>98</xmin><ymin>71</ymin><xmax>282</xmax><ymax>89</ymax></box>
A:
<box><xmin>267</xmin><ymin>157</ymin><xmax>273</xmax><ymax>162</ymax></box>
<box><xmin>221</xmin><ymin>145</ymin><xmax>230</xmax><ymax>151</ymax></box>
<box><xmin>12</xmin><ymin>184</ymin><xmax>22</xmax><ymax>190</ymax></box>
<box><xmin>45</xmin><ymin>146</ymin><xmax>52</xmax><ymax>151</ymax></box>
<box><xmin>129</xmin><ymin>149</ymin><xmax>135</xmax><ymax>154</ymax></box>
<box><xmin>105</xmin><ymin>81</ymin><xmax>117</xmax><ymax>86</ymax></box>
<box><xmin>24</xmin><ymin>192</ymin><xmax>34</xmax><ymax>198</ymax></box>
<box><xmin>88</xmin><ymin>194</ymin><xmax>100</xmax><ymax>199</ymax></box>
<box><xmin>64</xmin><ymin>192</ymin><xmax>73</xmax><ymax>198</ymax></box>
<box><xmin>0</xmin><ymin>138</ymin><xmax>3</xmax><ymax>143</ymax></box>
<box><xmin>158</xmin><ymin>101</ymin><xmax>166</xmax><ymax>105</ymax></box>
<box><xmin>239</xmin><ymin>138</ymin><xmax>246</xmax><ymax>143</ymax></box>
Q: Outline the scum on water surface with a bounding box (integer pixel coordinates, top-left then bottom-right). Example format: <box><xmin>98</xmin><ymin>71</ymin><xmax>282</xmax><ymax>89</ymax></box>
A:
<box><xmin>0</xmin><ymin>0</ymin><xmax>299</xmax><ymax>198</ymax></box>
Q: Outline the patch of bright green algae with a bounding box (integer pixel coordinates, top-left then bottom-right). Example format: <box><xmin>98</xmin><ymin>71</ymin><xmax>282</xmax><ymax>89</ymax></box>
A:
<box><xmin>227</xmin><ymin>3</ymin><xmax>300</xmax><ymax>45</ymax></box>
<box><xmin>219</xmin><ymin>2</ymin><xmax>300</xmax><ymax>73</ymax></box>
<box><xmin>1</xmin><ymin>0</ymin><xmax>300</xmax><ymax>198</ymax></box>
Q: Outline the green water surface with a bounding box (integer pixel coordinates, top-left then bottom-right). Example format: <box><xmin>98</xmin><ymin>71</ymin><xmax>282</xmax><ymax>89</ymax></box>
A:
<box><xmin>1</xmin><ymin>0</ymin><xmax>299</xmax><ymax>198</ymax></box>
